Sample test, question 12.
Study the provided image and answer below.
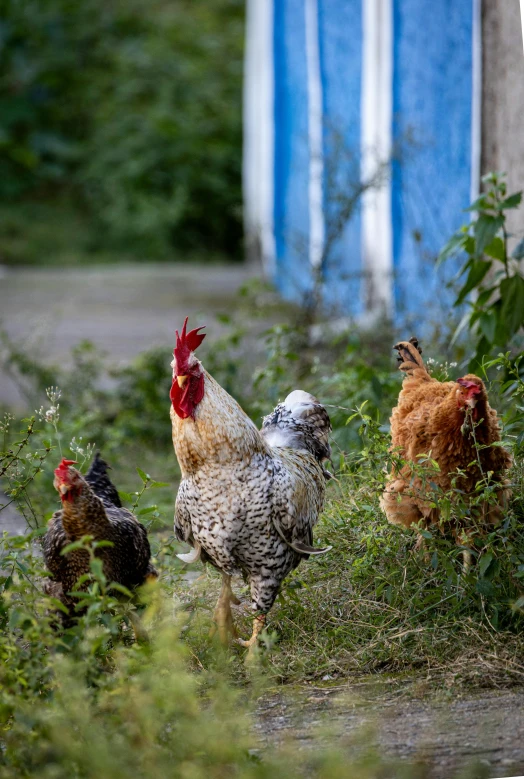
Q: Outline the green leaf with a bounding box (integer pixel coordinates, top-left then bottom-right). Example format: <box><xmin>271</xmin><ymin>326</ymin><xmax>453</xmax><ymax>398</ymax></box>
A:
<box><xmin>476</xmin><ymin>286</ymin><xmax>496</xmax><ymax>307</ymax></box>
<box><xmin>464</xmin><ymin>195</ymin><xmax>491</xmax><ymax>212</ymax></box>
<box><xmin>450</xmin><ymin>311</ymin><xmax>471</xmax><ymax>347</ymax></box>
<box><xmin>109</xmin><ymin>582</ymin><xmax>133</xmax><ymax>598</ymax></box>
<box><xmin>484</xmin><ymin>236</ymin><xmax>505</xmax><ymax>261</ymax></box>
<box><xmin>455</xmin><ymin>260</ymin><xmax>491</xmax><ymax>305</ymax></box>
<box><xmin>437</xmin><ymin>230</ymin><xmax>468</xmax><ymax>265</ymax></box>
<box><xmin>512</xmin><ymin>238</ymin><xmax>524</xmax><ymax>261</ymax></box>
<box><xmin>499</xmin><ymin>192</ymin><xmax>522</xmax><ymax>209</ymax></box>
<box><xmin>474</xmin><ymin>214</ymin><xmax>503</xmax><ymax>258</ymax></box>
<box><xmin>89</xmin><ymin>558</ymin><xmax>105</xmax><ymax>582</ymax></box>
<box><xmin>464</xmin><ymin>235</ymin><xmax>475</xmax><ymax>255</ymax></box>
<box><xmin>479</xmin><ymin>311</ymin><xmax>497</xmax><ymax>344</ymax></box>
<box><xmin>136</xmin><ymin>467</ymin><xmax>150</xmax><ymax>483</ymax></box>
<box><xmin>476</xmin><ymin>578</ymin><xmax>495</xmax><ymax>597</ymax></box>
<box><xmin>497</xmin><ymin>275</ymin><xmax>524</xmax><ymax>342</ymax></box>
<box><xmin>61</xmin><ymin>536</ymin><xmax>94</xmax><ymax>555</ymax></box>
<box><xmin>478</xmin><ymin>552</ymin><xmax>493</xmax><ymax>578</ymax></box>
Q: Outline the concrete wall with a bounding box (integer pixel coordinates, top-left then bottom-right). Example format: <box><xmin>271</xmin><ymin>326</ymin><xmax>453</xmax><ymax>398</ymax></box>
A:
<box><xmin>482</xmin><ymin>0</ymin><xmax>524</xmax><ymax>240</ymax></box>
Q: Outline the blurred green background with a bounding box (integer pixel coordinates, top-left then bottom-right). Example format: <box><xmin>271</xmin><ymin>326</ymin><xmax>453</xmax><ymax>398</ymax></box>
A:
<box><xmin>0</xmin><ymin>0</ymin><xmax>245</xmax><ymax>265</ymax></box>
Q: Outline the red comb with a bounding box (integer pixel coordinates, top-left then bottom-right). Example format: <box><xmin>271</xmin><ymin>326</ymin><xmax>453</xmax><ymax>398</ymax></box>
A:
<box><xmin>457</xmin><ymin>378</ymin><xmax>481</xmax><ymax>392</ymax></box>
<box><xmin>54</xmin><ymin>458</ymin><xmax>77</xmax><ymax>480</ymax></box>
<box><xmin>175</xmin><ymin>317</ymin><xmax>206</xmax><ymax>353</ymax></box>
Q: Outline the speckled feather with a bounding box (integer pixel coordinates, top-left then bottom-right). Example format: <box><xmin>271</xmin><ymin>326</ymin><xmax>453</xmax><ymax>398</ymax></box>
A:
<box><xmin>381</xmin><ymin>339</ymin><xmax>512</xmax><ymax>533</ymax></box>
<box><xmin>42</xmin><ymin>455</ymin><xmax>157</xmax><ymax>621</ymax></box>
<box><xmin>171</xmin><ymin>372</ymin><xmax>329</xmax><ymax>614</ymax></box>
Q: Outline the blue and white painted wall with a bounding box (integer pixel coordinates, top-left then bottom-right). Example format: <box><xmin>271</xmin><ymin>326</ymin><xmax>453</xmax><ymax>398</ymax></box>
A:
<box><xmin>243</xmin><ymin>0</ymin><xmax>481</xmax><ymax>320</ymax></box>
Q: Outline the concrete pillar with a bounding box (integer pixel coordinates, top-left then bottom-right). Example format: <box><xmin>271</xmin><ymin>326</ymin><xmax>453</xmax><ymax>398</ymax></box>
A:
<box><xmin>482</xmin><ymin>1</ymin><xmax>524</xmax><ymax>241</ymax></box>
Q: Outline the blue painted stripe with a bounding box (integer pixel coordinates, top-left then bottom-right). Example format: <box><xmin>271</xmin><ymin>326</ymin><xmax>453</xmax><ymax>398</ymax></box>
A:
<box><xmin>273</xmin><ymin>0</ymin><xmax>312</xmax><ymax>302</ymax></box>
<box><xmin>391</xmin><ymin>0</ymin><xmax>474</xmax><ymax>319</ymax></box>
<box><xmin>318</xmin><ymin>0</ymin><xmax>363</xmax><ymax>315</ymax></box>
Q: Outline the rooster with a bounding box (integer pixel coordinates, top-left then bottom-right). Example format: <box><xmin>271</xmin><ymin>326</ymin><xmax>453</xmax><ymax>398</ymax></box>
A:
<box><xmin>170</xmin><ymin>318</ymin><xmax>331</xmax><ymax>648</ymax></box>
<box><xmin>42</xmin><ymin>453</ymin><xmax>157</xmax><ymax>622</ymax></box>
<box><xmin>380</xmin><ymin>338</ymin><xmax>512</xmax><ymax>556</ymax></box>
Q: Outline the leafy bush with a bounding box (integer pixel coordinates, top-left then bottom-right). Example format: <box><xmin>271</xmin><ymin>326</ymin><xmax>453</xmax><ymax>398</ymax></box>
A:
<box><xmin>1</xmin><ymin>224</ymin><xmax>524</xmax><ymax>771</ymax></box>
<box><xmin>439</xmin><ymin>173</ymin><xmax>524</xmax><ymax>369</ymax></box>
<box><xmin>0</xmin><ymin>0</ymin><xmax>244</xmax><ymax>260</ymax></box>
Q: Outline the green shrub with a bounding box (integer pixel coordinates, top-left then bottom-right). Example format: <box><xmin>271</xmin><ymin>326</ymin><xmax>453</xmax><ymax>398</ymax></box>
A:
<box><xmin>0</xmin><ymin>0</ymin><xmax>244</xmax><ymax>260</ymax></box>
<box><xmin>439</xmin><ymin>173</ymin><xmax>524</xmax><ymax>370</ymax></box>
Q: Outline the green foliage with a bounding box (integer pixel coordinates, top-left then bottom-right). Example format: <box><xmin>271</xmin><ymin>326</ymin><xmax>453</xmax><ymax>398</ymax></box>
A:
<box><xmin>0</xmin><ymin>0</ymin><xmax>244</xmax><ymax>260</ymax></box>
<box><xmin>1</xmin><ymin>273</ymin><xmax>524</xmax><ymax>771</ymax></box>
<box><xmin>439</xmin><ymin>172</ymin><xmax>524</xmax><ymax>370</ymax></box>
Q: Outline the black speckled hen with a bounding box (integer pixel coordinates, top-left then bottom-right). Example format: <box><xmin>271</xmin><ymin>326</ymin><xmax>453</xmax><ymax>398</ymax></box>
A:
<box><xmin>42</xmin><ymin>453</ymin><xmax>157</xmax><ymax>622</ymax></box>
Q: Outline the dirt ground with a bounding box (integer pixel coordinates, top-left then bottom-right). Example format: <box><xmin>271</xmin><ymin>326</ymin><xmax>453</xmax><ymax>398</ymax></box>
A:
<box><xmin>255</xmin><ymin>682</ymin><xmax>524</xmax><ymax>777</ymax></box>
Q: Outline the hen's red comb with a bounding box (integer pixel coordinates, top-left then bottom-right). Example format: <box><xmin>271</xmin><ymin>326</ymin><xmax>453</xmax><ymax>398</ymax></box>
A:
<box><xmin>54</xmin><ymin>458</ymin><xmax>77</xmax><ymax>480</ymax></box>
<box><xmin>456</xmin><ymin>378</ymin><xmax>481</xmax><ymax>392</ymax></box>
<box><xmin>174</xmin><ymin>317</ymin><xmax>206</xmax><ymax>354</ymax></box>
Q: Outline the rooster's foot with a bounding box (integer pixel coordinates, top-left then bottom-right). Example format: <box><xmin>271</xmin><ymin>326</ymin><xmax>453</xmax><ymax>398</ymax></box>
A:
<box><xmin>210</xmin><ymin>574</ymin><xmax>238</xmax><ymax>644</ymax></box>
<box><xmin>236</xmin><ymin>614</ymin><xmax>266</xmax><ymax>650</ymax></box>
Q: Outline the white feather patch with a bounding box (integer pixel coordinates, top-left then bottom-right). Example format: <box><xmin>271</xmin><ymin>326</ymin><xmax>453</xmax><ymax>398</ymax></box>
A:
<box><xmin>176</xmin><ymin>544</ymin><xmax>201</xmax><ymax>564</ymax></box>
<box><xmin>284</xmin><ymin>390</ymin><xmax>319</xmax><ymax>414</ymax></box>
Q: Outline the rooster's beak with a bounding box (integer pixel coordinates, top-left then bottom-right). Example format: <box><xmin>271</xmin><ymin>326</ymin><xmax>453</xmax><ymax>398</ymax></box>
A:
<box><xmin>466</xmin><ymin>397</ymin><xmax>478</xmax><ymax>409</ymax></box>
<box><xmin>177</xmin><ymin>375</ymin><xmax>189</xmax><ymax>388</ymax></box>
<box><xmin>59</xmin><ymin>483</ymin><xmax>69</xmax><ymax>495</ymax></box>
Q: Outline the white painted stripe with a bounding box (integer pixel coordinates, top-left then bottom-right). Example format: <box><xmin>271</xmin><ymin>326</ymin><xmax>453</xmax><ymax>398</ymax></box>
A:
<box><xmin>305</xmin><ymin>0</ymin><xmax>325</xmax><ymax>269</ymax></box>
<box><xmin>470</xmin><ymin>0</ymin><xmax>482</xmax><ymax>201</ymax></box>
<box><xmin>243</xmin><ymin>0</ymin><xmax>275</xmax><ymax>273</ymax></box>
<box><xmin>360</xmin><ymin>0</ymin><xmax>393</xmax><ymax>317</ymax></box>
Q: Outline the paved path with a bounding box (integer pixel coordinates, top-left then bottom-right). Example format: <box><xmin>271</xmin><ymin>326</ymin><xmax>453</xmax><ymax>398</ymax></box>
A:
<box><xmin>0</xmin><ymin>260</ymin><xmax>259</xmax><ymax>534</ymax></box>
<box><xmin>0</xmin><ymin>261</ymin><xmax>258</xmax><ymax>408</ymax></box>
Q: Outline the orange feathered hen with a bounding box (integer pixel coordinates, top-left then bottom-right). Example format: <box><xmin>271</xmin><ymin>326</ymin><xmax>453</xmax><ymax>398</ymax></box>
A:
<box><xmin>380</xmin><ymin>338</ymin><xmax>512</xmax><ymax>552</ymax></box>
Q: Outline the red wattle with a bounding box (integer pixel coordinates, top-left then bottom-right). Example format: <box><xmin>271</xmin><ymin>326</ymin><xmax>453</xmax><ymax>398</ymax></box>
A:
<box><xmin>170</xmin><ymin>374</ymin><xmax>204</xmax><ymax>419</ymax></box>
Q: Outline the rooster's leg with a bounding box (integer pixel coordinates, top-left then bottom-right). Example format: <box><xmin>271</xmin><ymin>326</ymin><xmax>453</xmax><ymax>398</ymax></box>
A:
<box><xmin>237</xmin><ymin>614</ymin><xmax>266</xmax><ymax>649</ymax></box>
<box><xmin>210</xmin><ymin>574</ymin><xmax>238</xmax><ymax>644</ymax></box>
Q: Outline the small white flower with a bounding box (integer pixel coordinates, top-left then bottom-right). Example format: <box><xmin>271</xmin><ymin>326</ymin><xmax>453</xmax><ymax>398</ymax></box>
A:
<box><xmin>45</xmin><ymin>386</ymin><xmax>62</xmax><ymax>405</ymax></box>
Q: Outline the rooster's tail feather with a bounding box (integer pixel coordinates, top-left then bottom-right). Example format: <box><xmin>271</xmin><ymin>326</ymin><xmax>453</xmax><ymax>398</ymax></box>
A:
<box><xmin>261</xmin><ymin>390</ymin><xmax>331</xmax><ymax>462</ymax></box>
<box><xmin>394</xmin><ymin>337</ymin><xmax>428</xmax><ymax>377</ymax></box>
<box><xmin>176</xmin><ymin>544</ymin><xmax>201</xmax><ymax>564</ymax></box>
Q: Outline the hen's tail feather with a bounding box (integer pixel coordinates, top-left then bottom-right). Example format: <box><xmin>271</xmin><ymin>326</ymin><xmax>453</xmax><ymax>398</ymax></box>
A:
<box><xmin>394</xmin><ymin>337</ymin><xmax>428</xmax><ymax>376</ymax></box>
<box><xmin>85</xmin><ymin>452</ymin><xmax>122</xmax><ymax>507</ymax></box>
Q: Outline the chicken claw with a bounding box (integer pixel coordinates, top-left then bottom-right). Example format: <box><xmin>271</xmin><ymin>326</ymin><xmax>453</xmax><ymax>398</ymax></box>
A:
<box><xmin>236</xmin><ymin>614</ymin><xmax>266</xmax><ymax>649</ymax></box>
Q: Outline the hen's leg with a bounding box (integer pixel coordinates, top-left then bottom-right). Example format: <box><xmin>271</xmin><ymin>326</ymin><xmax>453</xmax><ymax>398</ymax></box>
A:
<box><xmin>456</xmin><ymin>532</ymin><xmax>473</xmax><ymax>573</ymax></box>
<box><xmin>210</xmin><ymin>574</ymin><xmax>238</xmax><ymax>644</ymax></box>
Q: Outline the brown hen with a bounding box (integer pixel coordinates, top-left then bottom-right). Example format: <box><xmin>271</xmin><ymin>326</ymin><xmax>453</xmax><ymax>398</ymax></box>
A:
<box><xmin>380</xmin><ymin>338</ymin><xmax>512</xmax><ymax>557</ymax></box>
